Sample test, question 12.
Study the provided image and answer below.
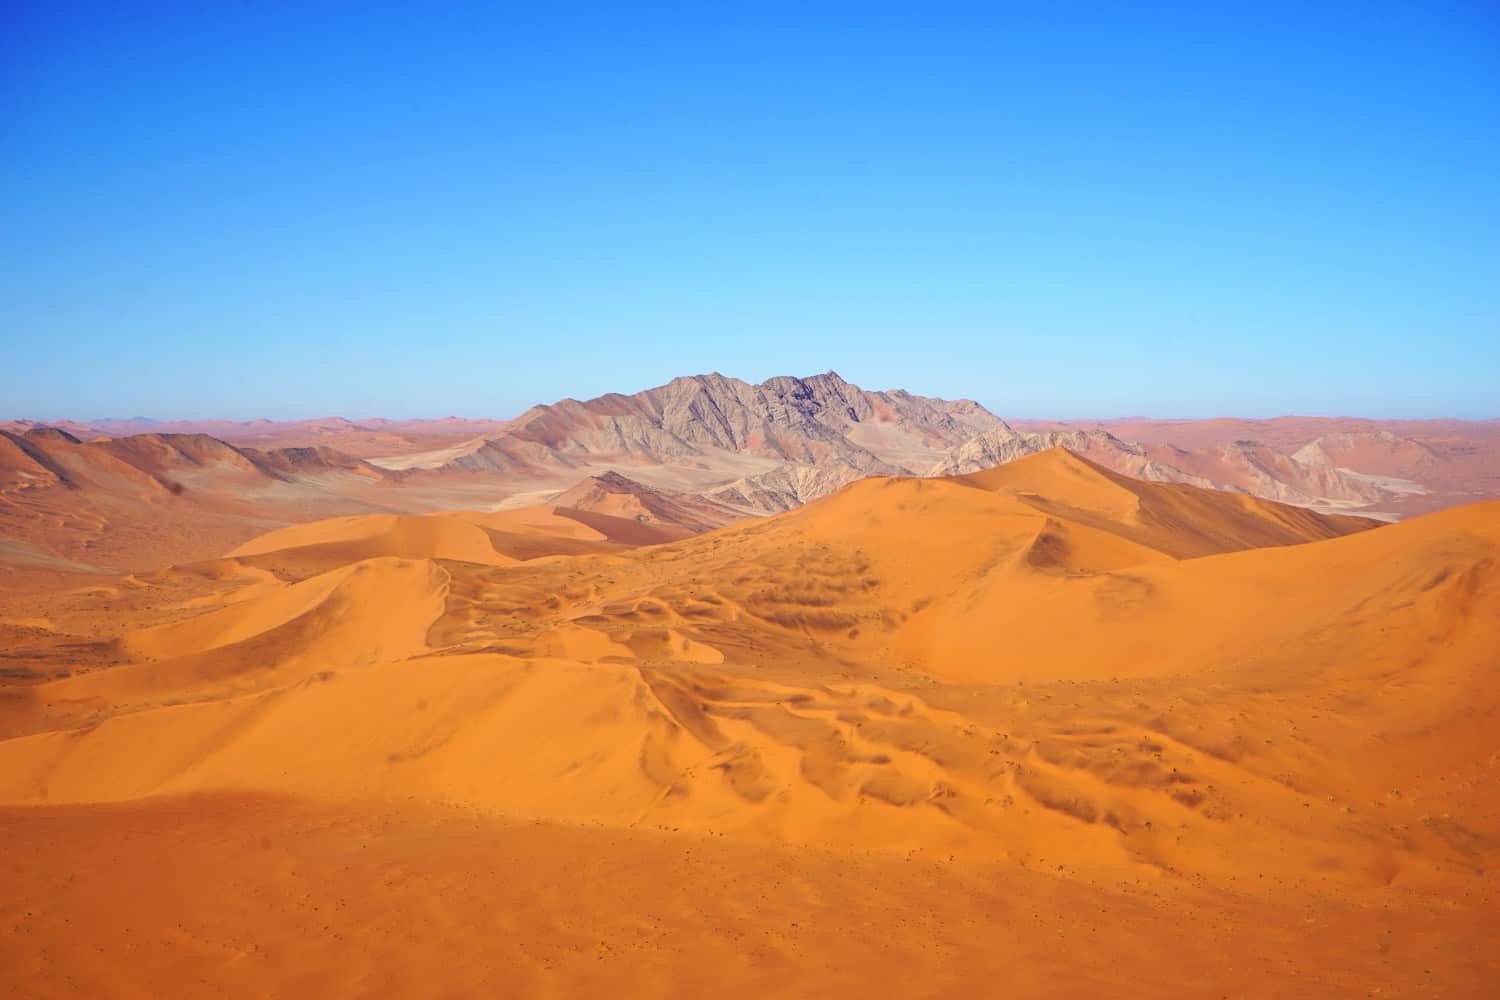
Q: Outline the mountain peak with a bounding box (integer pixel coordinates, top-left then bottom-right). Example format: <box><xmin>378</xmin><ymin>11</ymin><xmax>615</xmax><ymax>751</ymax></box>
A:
<box><xmin>467</xmin><ymin>371</ymin><xmax>1007</xmax><ymax>494</ymax></box>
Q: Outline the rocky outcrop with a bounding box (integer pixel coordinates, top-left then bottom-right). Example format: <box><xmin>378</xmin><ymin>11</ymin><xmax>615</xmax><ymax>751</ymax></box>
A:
<box><xmin>247</xmin><ymin>445</ymin><xmax>396</xmax><ymax>480</ymax></box>
<box><xmin>706</xmin><ymin>461</ymin><xmax>873</xmax><ymax>514</ymax></box>
<box><xmin>443</xmin><ymin>371</ymin><xmax>1005</xmax><ymax>478</ymax></box>
<box><xmin>1292</xmin><ymin>431</ymin><xmax>1440</xmax><ymax>479</ymax></box>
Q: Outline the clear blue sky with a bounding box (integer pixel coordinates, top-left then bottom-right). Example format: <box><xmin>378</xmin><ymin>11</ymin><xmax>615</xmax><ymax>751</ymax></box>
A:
<box><xmin>3</xmin><ymin>2</ymin><xmax>1497</xmax><ymax>420</ymax></box>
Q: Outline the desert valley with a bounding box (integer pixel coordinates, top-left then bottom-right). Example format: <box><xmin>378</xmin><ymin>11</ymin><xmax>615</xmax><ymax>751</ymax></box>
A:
<box><xmin>2</xmin><ymin>372</ymin><xmax>1498</xmax><ymax>997</ymax></box>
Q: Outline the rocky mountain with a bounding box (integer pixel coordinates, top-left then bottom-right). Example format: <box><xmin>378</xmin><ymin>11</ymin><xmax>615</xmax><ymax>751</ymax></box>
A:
<box><xmin>1154</xmin><ymin>440</ymin><xmax>1387</xmax><ymax>507</ymax></box>
<box><xmin>705</xmin><ymin>460</ymin><xmax>873</xmax><ymax>514</ymax></box>
<box><xmin>929</xmin><ymin>424</ymin><xmax>1412</xmax><ymax>512</ymax></box>
<box><xmin>435</xmin><ymin>371</ymin><xmax>1004</xmax><ymax>480</ymax></box>
<box><xmin>1290</xmin><ymin>431</ymin><xmax>1440</xmax><ymax>479</ymax></box>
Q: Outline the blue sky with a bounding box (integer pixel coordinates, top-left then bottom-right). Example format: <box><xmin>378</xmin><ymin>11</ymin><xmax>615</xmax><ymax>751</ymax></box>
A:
<box><xmin>3</xmin><ymin>2</ymin><xmax>1497</xmax><ymax>420</ymax></box>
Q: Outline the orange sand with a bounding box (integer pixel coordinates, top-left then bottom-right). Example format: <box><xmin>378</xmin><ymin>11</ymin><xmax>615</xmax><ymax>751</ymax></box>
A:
<box><xmin>1</xmin><ymin>449</ymin><xmax>1496</xmax><ymax>997</ymax></box>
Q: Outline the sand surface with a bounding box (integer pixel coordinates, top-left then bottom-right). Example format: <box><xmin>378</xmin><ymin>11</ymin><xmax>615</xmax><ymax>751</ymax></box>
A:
<box><xmin>4</xmin><ymin>794</ymin><xmax>1494</xmax><ymax>999</ymax></box>
<box><xmin>1</xmin><ymin>449</ymin><xmax>1496</xmax><ymax>997</ymax></box>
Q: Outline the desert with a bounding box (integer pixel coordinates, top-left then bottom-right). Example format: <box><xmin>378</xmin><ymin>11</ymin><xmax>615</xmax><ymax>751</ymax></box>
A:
<box><xmin>2</xmin><ymin>423</ymin><xmax>1498</xmax><ymax>996</ymax></box>
<box><xmin>7</xmin><ymin>4</ymin><xmax>1498</xmax><ymax>996</ymax></box>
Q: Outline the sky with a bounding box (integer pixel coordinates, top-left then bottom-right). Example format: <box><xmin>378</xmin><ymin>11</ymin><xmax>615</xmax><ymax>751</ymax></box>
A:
<box><xmin>2</xmin><ymin>2</ymin><xmax>1497</xmax><ymax>421</ymax></box>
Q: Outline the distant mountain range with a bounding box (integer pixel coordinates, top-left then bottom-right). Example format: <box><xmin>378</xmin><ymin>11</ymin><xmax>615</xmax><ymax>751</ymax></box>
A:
<box><xmin>5</xmin><ymin>371</ymin><xmax>1498</xmax><ymax>577</ymax></box>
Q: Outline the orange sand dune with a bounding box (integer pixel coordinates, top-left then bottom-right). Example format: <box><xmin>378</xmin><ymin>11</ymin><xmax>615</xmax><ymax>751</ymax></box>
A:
<box><xmin>229</xmin><ymin>513</ymin><xmax>521</xmax><ymax>566</ymax></box>
<box><xmin>218</xmin><ymin>504</ymin><xmax>691</xmax><ymax>577</ymax></box>
<box><xmin>957</xmin><ymin>448</ymin><xmax>1378</xmax><ymax>555</ymax></box>
<box><xmin>0</xmin><ymin>447</ymin><xmax>1495</xmax><ymax>997</ymax></box>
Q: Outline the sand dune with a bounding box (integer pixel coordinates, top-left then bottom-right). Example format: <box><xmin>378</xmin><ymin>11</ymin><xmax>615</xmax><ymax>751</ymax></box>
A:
<box><xmin>229</xmin><ymin>513</ymin><xmax>520</xmax><ymax>567</ymax></box>
<box><xmin>1</xmin><ymin>447</ymin><xmax>1495</xmax><ymax>996</ymax></box>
